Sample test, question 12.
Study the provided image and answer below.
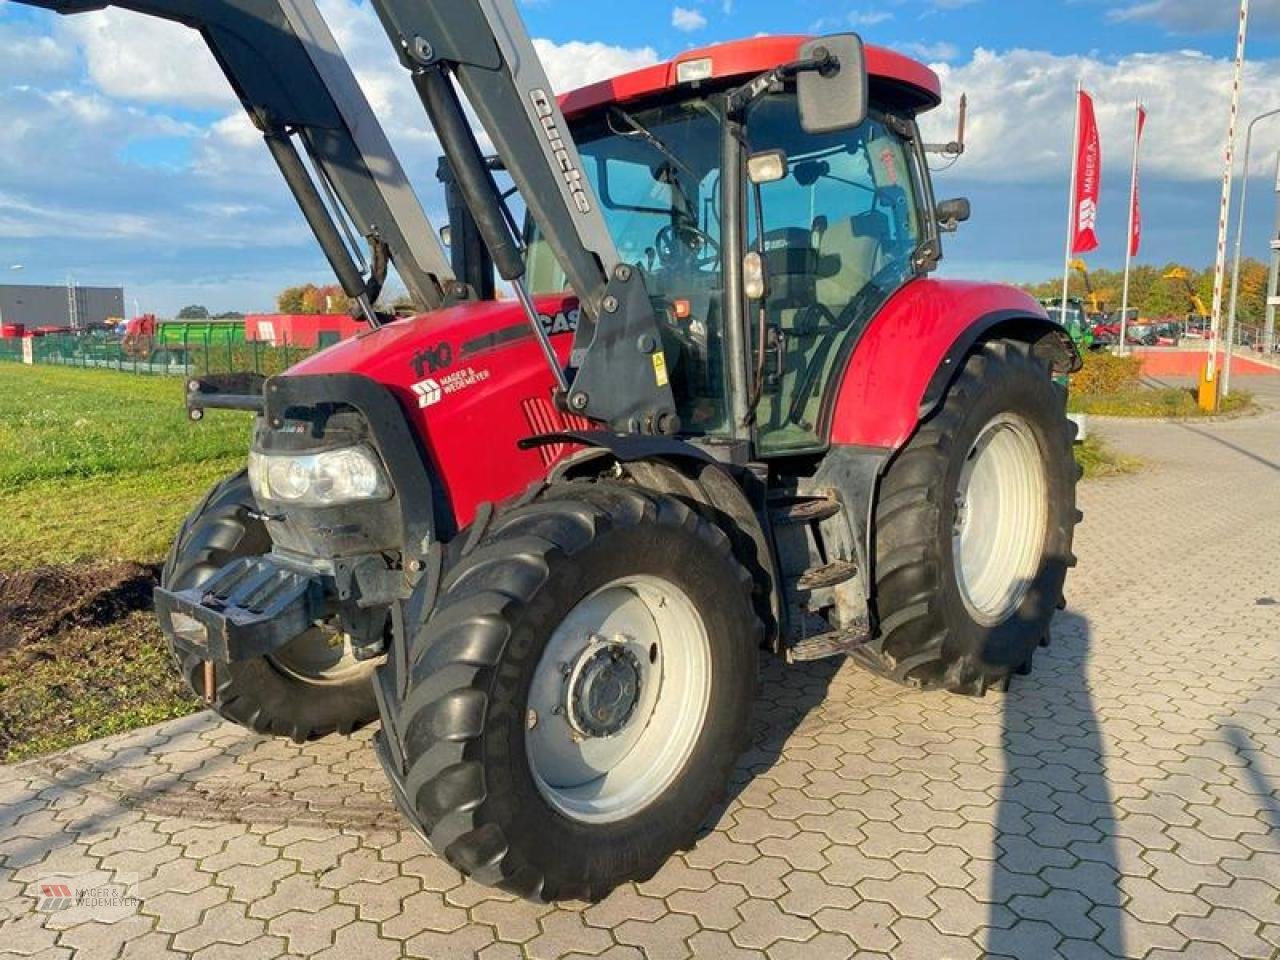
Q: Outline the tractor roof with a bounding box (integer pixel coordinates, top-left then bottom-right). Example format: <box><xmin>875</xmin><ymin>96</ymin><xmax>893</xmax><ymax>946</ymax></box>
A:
<box><xmin>560</xmin><ymin>35</ymin><xmax>943</xmax><ymax>119</ymax></box>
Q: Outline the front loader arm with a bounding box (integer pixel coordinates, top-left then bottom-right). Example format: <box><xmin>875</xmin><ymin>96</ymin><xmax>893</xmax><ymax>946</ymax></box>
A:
<box><xmin>18</xmin><ymin>0</ymin><xmax>456</xmax><ymax>314</ymax></box>
<box><xmin>367</xmin><ymin>0</ymin><xmax>679</xmax><ymax>434</ymax></box>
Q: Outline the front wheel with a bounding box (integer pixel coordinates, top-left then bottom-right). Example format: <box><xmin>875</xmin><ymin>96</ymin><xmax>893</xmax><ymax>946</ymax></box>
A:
<box><xmin>374</xmin><ymin>482</ymin><xmax>761</xmax><ymax>901</ymax></box>
<box><xmin>161</xmin><ymin>471</ymin><xmax>380</xmax><ymax>740</ymax></box>
<box><xmin>857</xmin><ymin>338</ymin><xmax>1079</xmax><ymax>695</ymax></box>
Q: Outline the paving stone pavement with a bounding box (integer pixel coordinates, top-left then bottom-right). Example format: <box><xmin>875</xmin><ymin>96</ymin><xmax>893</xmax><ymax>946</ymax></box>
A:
<box><xmin>3</xmin><ymin>407</ymin><xmax>1280</xmax><ymax>960</ymax></box>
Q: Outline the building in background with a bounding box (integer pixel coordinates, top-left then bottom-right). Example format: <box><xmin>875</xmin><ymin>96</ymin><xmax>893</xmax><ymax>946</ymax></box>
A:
<box><xmin>0</xmin><ymin>284</ymin><xmax>125</xmax><ymax>330</ymax></box>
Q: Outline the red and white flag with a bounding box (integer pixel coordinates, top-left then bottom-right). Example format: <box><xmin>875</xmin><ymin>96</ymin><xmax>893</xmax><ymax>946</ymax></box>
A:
<box><xmin>1072</xmin><ymin>90</ymin><xmax>1102</xmax><ymax>255</ymax></box>
<box><xmin>1129</xmin><ymin>105</ymin><xmax>1147</xmax><ymax>257</ymax></box>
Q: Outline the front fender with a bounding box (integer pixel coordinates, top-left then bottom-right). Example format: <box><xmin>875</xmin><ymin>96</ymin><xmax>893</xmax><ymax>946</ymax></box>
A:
<box><xmin>827</xmin><ymin>279</ymin><xmax>1075</xmax><ymax>450</ymax></box>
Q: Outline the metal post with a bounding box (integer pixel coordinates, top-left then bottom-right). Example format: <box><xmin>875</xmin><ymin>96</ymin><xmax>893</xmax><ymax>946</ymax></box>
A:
<box><xmin>1266</xmin><ymin>152</ymin><xmax>1280</xmax><ymax>358</ymax></box>
<box><xmin>1061</xmin><ymin>82</ymin><xmax>1083</xmax><ymax>329</ymax></box>
<box><xmin>1224</xmin><ymin>106</ymin><xmax>1280</xmax><ymax>396</ymax></box>
<box><xmin>1206</xmin><ymin>0</ymin><xmax>1251</xmax><ymax>409</ymax></box>
<box><xmin>1120</xmin><ymin>101</ymin><xmax>1144</xmax><ymax>355</ymax></box>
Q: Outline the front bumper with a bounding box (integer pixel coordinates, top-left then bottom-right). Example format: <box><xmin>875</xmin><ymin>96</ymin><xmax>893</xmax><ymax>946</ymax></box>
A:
<box><xmin>155</xmin><ymin>556</ymin><xmax>328</xmax><ymax>663</ymax></box>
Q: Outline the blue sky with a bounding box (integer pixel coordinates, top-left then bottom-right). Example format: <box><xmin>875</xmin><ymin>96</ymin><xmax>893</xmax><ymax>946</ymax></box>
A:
<box><xmin>3</xmin><ymin>0</ymin><xmax>1280</xmax><ymax>314</ymax></box>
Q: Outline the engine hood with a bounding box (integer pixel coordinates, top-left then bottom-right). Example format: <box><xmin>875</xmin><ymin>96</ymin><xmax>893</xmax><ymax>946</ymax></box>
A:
<box><xmin>282</xmin><ymin>293</ymin><xmax>588</xmax><ymax>530</ymax></box>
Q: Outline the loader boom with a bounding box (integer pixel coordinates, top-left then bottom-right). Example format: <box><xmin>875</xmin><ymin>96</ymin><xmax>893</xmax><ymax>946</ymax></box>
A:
<box><xmin>365</xmin><ymin>0</ymin><xmax>678</xmax><ymax>433</ymax></box>
<box><xmin>17</xmin><ymin>0</ymin><xmax>456</xmax><ymax>314</ymax></box>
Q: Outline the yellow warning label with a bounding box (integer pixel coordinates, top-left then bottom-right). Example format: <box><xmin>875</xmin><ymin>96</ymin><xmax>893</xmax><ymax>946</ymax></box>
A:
<box><xmin>652</xmin><ymin>351</ymin><xmax>669</xmax><ymax>388</ymax></box>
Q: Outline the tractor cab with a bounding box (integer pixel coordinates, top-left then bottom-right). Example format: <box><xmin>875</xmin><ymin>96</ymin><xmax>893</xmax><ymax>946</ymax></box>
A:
<box><xmin>522</xmin><ymin>37</ymin><xmax>945</xmax><ymax>455</ymax></box>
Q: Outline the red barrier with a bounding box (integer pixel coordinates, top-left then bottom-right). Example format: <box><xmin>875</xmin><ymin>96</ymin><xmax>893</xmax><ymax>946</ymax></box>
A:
<box><xmin>1131</xmin><ymin>348</ymin><xmax>1280</xmax><ymax>377</ymax></box>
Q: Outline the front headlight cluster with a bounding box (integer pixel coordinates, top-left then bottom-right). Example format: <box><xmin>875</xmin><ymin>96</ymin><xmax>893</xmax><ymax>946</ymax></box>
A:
<box><xmin>248</xmin><ymin>445</ymin><xmax>391</xmax><ymax>507</ymax></box>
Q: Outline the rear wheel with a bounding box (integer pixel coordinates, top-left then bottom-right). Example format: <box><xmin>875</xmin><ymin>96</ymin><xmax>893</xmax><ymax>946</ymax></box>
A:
<box><xmin>161</xmin><ymin>471</ymin><xmax>379</xmax><ymax>740</ymax></box>
<box><xmin>374</xmin><ymin>482</ymin><xmax>761</xmax><ymax>901</ymax></box>
<box><xmin>858</xmin><ymin>339</ymin><xmax>1079</xmax><ymax>695</ymax></box>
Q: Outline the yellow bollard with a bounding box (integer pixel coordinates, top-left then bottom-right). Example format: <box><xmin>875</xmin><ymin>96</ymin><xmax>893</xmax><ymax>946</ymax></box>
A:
<box><xmin>1198</xmin><ymin>362</ymin><xmax>1220</xmax><ymax>413</ymax></box>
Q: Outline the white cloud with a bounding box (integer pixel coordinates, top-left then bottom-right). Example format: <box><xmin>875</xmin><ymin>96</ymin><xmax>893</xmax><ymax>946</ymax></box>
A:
<box><xmin>0</xmin><ymin>20</ymin><xmax>75</xmax><ymax>82</ymax></box>
<box><xmin>921</xmin><ymin>47</ymin><xmax>1280</xmax><ymax>185</ymax></box>
<box><xmin>532</xmin><ymin>39</ymin><xmax>660</xmax><ymax>91</ymax></box>
<box><xmin>850</xmin><ymin>10</ymin><xmax>894</xmax><ymax>27</ymax></box>
<box><xmin>60</xmin><ymin>9</ymin><xmax>234</xmax><ymax>109</ymax></box>
<box><xmin>672</xmin><ymin>6</ymin><xmax>708</xmax><ymax>32</ymax></box>
<box><xmin>1110</xmin><ymin>0</ymin><xmax>1280</xmax><ymax>34</ymax></box>
<box><xmin>902</xmin><ymin>41</ymin><xmax>960</xmax><ymax>63</ymax></box>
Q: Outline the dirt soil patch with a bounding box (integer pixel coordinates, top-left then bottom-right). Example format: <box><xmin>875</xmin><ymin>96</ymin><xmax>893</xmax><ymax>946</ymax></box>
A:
<box><xmin>0</xmin><ymin>562</ymin><xmax>159</xmax><ymax>656</ymax></box>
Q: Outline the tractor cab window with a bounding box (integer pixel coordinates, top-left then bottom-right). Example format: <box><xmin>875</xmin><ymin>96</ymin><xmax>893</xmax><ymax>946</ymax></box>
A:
<box><xmin>525</xmin><ymin>98</ymin><xmax>729</xmax><ymax>435</ymax></box>
<box><xmin>747</xmin><ymin>96</ymin><xmax>924</xmax><ymax>454</ymax></box>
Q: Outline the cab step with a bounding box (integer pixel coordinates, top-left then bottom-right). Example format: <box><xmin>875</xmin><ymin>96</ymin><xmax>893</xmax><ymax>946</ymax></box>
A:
<box><xmin>769</xmin><ymin>494</ymin><xmax>841</xmax><ymax>525</ymax></box>
<box><xmin>787</xmin><ymin>627</ymin><xmax>869</xmax><ymax>663</ymax></box>
<box><xmin>795</xmin><ymin>560</ymin><xmax>858</xmax><ymax>591</ymax></box>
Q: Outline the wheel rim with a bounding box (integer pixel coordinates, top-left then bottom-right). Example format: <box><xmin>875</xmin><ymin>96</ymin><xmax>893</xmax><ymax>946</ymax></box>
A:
<box><xmin>525</xmin><ymin>575</ymin><xmax>712</xmax><ymax>824</ymax></box>
<box><xmin>952</xmin><ymin>413</ymin><xmax>1049</xmax><ymax>625</ymax></box>
<box><xmin>269</xmin><ymin>629</ymin><xmax>374</xmax><ymax>685</ymax></box>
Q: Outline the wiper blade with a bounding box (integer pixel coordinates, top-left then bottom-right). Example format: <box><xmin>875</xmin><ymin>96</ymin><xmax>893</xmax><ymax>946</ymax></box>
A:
<box><xmin>608</xmin><ymin>107</ymin><xmax>697</xmax><ymax>182</ymax></box>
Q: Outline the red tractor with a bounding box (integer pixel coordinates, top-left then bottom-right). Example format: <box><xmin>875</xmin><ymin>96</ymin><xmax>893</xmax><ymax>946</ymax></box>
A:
<box><xmin>28</xmin><ymin>0</ymin><xmax>1079</xmax><ymax>901</ymax></box>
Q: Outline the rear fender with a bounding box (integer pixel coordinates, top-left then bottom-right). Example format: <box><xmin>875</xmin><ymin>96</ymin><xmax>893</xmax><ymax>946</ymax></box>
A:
<box><xmin>827</xmin><ymin>279</ymin><xmax>1078</xmax><ymax>451</ymax></box>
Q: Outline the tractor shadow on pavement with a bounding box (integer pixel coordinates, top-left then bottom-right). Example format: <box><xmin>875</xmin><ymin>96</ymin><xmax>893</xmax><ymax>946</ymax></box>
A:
<box><xmin>1223</xmin><ymin>722</ymin><xmax>1280</xmax><ymax>834</ymax></box>
<box><xmin>986</xmin><ymin>610</ymin><xmax>1129</xmax><ymax>959</ymax></box>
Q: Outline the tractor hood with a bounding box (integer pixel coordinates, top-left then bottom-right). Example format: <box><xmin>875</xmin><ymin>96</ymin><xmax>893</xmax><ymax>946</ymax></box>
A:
<box><xmin>284</xmin><ymin>294</ymin><xmax>589</xmax><ymax>529</ymax></box>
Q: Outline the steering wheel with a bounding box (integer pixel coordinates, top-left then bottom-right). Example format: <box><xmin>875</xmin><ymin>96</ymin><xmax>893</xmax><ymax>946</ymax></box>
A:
<box><xmin>656</xmin><ymin>222</ymin><xmax>720</xmax><ymax>271</ymax></box>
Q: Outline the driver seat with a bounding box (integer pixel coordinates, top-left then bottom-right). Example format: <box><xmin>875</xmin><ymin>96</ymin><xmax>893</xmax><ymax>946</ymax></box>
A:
<box><xmin>816</xmin><ymin>209</ymin><xmax>890</xmax><ymax>312</ymax></box>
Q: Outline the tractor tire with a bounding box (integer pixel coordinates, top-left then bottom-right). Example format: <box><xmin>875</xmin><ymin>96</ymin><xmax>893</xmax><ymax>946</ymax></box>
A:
<box><xmin>373</xmin><ymin>482</ymin><xmax>761</xmax><ymax>902</ymax></box>
<box><xmin>160</xmin><ymin>470</ymin><xmax>379</xmax><ymax>741</ymax></box>
<box><xmin>858</xmin><ymin>339</ymin><xmax>1079</xmax><ymax>696</ymax></box>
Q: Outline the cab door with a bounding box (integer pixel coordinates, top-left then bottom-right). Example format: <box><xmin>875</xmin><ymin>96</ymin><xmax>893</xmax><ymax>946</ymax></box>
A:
<box><xmin>746</xmin><ymin>95</ymin><xmax>927</xmax><ymax>454</ymax></box>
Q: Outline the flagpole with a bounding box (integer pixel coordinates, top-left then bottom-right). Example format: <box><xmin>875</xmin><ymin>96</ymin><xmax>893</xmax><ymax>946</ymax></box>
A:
<box><xmin>1205</xmin><ymin>0</ymin><xmax>1251</xmax><ymax>410</ymax></box>
<box><xmin>1120</xmin><ymin>101</ymin><xmax>1143</xmax><ymax>356</ymax></box>
<box><xmin>1062</xmin><ymin>81</ymin><xmax>1083</xmax><ymax>318</ymax></box>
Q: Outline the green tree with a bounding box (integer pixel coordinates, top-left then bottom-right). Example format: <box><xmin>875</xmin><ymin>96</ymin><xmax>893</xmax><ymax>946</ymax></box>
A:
<box><xmin>176</xmin><ymin>304</ymin><xmax>210</xmax><ymax>319</ymax></box>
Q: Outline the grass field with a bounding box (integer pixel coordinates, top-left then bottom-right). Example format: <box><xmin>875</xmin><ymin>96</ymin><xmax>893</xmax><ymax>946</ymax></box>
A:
<box><xmin>0</xmin><ymin>365</ymin><xmax>258</xmax><ymax>761</ymax></box>
<box><xmin>1069</xmin><ymin>387</ymin><xmax>1254</xmax><ymax>419</ymax></box>
<box><xmin>0</xmin><ymin>365</ymin><xmax>250</xmax><ymax>569</ymax></box>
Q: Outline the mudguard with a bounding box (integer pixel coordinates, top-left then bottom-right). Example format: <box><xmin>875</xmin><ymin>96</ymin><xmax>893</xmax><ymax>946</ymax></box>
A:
<box><xmin>826</xmin><ymin>279</ymin><xmax>1076</xmax><ymax>451</ymax></box>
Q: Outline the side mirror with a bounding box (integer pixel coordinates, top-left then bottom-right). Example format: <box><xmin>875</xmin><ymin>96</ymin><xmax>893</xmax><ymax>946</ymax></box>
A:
<box><xmin>936</xmin><ymin>197</ymin><xmax>971</xmax><ymax>232</ymax></box>
<box><xmin>797</xmin><ymin>34</ymin><xmax>868</xmax><ymax>135</ymax></box>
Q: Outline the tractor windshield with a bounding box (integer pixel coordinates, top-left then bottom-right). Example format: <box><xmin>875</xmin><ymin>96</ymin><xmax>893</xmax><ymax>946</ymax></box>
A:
<box><xmin>525</xmin><ymin>97</ymin><xmax>730</xmax><ymax>435</ymax></box>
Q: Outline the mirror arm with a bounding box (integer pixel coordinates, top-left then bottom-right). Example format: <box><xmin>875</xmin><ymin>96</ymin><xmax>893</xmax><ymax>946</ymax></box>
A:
<box><xmin>725</xmin><ymin>53</ymin><xmax>835</xmax><ymax>122</ymax></box>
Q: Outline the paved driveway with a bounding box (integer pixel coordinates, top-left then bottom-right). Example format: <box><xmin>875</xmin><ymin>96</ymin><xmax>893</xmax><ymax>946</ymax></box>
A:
<box><xmin>3</xmin><ymin>410</ymin><xmax>1279</xmax><ymax>960</ymax></box>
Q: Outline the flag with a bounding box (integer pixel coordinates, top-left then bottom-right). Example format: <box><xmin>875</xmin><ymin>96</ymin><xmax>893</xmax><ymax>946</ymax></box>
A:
<box><xmin>1072</xmin><ymin>90</ymin><xmax>1102</xmax><ymax>255</ymax></box>
<box><xmin>1129</xmin><ymin>105</ymin><xmax>1147</xmax><ymax>258</ymax></box>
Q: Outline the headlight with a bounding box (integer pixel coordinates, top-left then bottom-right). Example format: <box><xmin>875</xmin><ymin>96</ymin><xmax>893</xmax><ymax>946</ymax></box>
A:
<box><xmin>248</xmin><ymin>445</ymin><xmax>391</xmax><ymax>506</ymax></box>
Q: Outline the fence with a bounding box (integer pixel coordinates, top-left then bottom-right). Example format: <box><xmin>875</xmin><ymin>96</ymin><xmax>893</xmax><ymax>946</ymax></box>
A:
<box><xmin>0</xmin><ymin>329</ymin><xmax>321</xmax><ymax>378</ymax></box>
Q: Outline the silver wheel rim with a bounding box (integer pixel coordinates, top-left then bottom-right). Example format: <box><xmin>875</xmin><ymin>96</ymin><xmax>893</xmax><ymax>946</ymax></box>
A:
<box><xmin>269</xmin><ymin>629</ymin><xmax>375</xmax><ymax>685</ymax></box>
<box><xmin>952</xmin><ymin>413</ymin><xmax>1049</xmax><ymax>625</ymax></box>
<box><xmin>526</xmin><ymin>575</ymin><xmax>712</xmax><ymax>824</ymax></box>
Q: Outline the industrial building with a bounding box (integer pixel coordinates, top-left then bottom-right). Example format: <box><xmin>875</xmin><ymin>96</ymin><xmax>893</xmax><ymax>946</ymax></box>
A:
<box><xmin>0</xmin><ymin>283</ymin><xmax>125</xmax><ymax>330</ymax></box>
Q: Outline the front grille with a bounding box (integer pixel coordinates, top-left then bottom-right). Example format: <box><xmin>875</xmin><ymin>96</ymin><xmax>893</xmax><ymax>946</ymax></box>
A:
<box><xmin>522</xmin><ymin>396</ymin><xmax>594</xmax><ymax>466</ymax></box>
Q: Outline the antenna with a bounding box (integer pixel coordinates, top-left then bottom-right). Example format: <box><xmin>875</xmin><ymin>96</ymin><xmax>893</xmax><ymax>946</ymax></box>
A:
<box><xmin>923</xmin><ymin>92</ymin><xmax>967</xmax><ymax>156</ymax></box>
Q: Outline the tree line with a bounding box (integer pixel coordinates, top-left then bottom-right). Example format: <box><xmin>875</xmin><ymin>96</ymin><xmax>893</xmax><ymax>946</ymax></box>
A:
<box><xmin>1022</xmin><ymin>260</ymin><xmax>1272</xmax><ymax>326</ymax></box>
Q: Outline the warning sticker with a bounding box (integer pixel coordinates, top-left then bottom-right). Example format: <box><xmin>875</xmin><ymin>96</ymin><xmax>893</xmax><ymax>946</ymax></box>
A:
<box><xmin>652</xmin><ymin>352</ymin><xmax>669</xmax><ymax>388</ymax></box>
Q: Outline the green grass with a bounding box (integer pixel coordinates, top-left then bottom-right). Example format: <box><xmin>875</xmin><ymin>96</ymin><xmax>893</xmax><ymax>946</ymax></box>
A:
<box><xmin>1069</xmin><ymin>386</ymin><xmax>1254</xmax><ymax>419</ymax></box>
<box><xmin>0</xmin><ymin>613</ymin><xmax>197</xmax><ymax>764</ymax></box>
<box><xmin>1075</xmin><ymin>435</ymin><xmax>1140</xmax><ymax>479</ymax></box>
<box><xmin>0</xmin><ymin>365</ymin><xmax>250</xmax><ymax>761</ymax></box>
<box><xmin>0</xmin><ymin>365</ymin><xmax>251</xmax><ymax>567</ymax></box>
<box><xmin>0</xmin><ymin>364</ymin><xmax>250</xmax><ymax>489</ymax></box>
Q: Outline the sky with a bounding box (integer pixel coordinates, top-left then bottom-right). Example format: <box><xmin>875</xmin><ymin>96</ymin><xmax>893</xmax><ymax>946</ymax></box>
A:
<box><xmin>4</xmin><ymin>0</ymin><xmax>1280</xmax><ymax>314</ymax></box>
